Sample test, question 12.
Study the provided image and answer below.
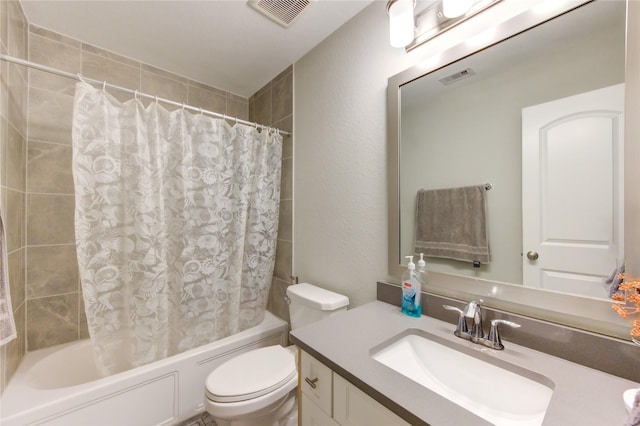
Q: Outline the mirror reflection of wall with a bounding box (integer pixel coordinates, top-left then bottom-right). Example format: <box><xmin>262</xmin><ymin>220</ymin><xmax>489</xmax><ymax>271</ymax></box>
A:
<box><xmin>399</xmin><ymin>1</ymin><xmax>625</xmax><ymax>298</ymax></box>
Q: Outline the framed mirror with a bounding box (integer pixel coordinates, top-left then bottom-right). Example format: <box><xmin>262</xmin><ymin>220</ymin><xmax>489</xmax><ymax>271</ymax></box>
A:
<box><xmin>387</xmin><ymin>0</ymin><xmax>638</xmax><ymax>338</ymax></box>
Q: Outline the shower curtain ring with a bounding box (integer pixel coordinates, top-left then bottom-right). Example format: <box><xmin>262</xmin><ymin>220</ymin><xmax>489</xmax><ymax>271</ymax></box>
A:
<box><xmin>154</xmin><ymin>95</ymin><xmax>158</xmax><ymax>104</ymax></box>
<box><xmin>102</xmin><ymin>81</ymin><xmax>106</xmax><ymax>92</ymax></box>
<box><xmin>77</xmin><ymin>73</ymin><xmax>86</xmax><ymax>83</ymax></box>
<box><xmin>134</xmin><ymin>90</ymin><xmax>138</xmax><ymax>100</ymax></box>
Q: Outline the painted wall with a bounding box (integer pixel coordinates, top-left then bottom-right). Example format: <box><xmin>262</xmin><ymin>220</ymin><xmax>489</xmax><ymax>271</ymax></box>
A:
<box><xmin>293</xmin><ymin>0</ymin><xmax>566</xmax><ymax>307</ymax></box>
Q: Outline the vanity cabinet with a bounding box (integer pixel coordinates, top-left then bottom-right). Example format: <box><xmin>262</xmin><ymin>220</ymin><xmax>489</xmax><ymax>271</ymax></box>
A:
<box><xmin>299</xmin><ymin>350</ymin><xmax>409</xmax><ymax>426</ymax></box>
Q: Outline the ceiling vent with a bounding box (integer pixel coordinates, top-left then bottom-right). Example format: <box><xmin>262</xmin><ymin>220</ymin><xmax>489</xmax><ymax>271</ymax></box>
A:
<box><xmin>248</xmin><ymin>0</ymin><xmax>313</xmax><ymax>28</ymax></box>
<box><xmin>438</xmin><ymin>67</ymin><xmax>476</xmax><ymax>85</ymax></box>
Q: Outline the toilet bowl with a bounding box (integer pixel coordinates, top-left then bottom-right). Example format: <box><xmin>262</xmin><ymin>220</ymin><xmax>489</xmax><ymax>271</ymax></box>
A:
<box><xmin>204</xmin><ymin>283</ymin><xmax>349</xmax><ymax>426</ymax></box>
<box><xmin>204</xmin><ymin>345</ymin><xmax>298</xmax><ymax>426</ymax></box>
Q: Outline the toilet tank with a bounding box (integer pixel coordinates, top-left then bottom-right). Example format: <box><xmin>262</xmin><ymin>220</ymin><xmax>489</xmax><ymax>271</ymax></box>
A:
<box><xmin>286</xmin><ymin>283</ymin><xmax>349</xmax><ymax>330</ymax></box>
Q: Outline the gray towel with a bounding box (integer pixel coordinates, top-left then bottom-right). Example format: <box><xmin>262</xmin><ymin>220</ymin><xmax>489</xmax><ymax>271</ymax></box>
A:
<box><xmin>0</xmin><ymin>206</ymin><xmax>17</xmax><ymax>347</ymax></box>
<box><xmin>626</xmin><ymin>390</ymin><xmax>640</xmax><ymax>426</ymax></box>
<box><xmin>414</xmin><ymin>185</ymin><xmax>490</xmax><ymax>264</ymax></box>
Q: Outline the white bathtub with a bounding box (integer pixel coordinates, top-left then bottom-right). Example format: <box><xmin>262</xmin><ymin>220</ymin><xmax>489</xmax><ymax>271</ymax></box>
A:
<box><xmin>1</xmin><ymin>312</ymin><xmax>289</xmax><ymax>426</ymax></box>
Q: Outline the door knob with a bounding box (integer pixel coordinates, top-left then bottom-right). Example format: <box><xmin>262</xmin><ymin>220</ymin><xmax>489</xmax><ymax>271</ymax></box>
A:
<box><xmin>526</xmin><ymin>251</ymin><xmax>539</xmax><ymax>260</ymax></box>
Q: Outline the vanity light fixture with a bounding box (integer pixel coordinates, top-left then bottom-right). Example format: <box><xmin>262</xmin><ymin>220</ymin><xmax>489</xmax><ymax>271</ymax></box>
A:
<box><xmin>391</xmin><ymin>0</ymin><xmax>502</xmax><ymax>51</ymax></box>
<box><xmin>443</xmin><ymin>0</ymin><xmax>474</xmax><ymax>19</ymax></box>
<box><xmin>387</xmin><ymin>0</ymin><xmax>416</xmax><ymax>48</ymax></box>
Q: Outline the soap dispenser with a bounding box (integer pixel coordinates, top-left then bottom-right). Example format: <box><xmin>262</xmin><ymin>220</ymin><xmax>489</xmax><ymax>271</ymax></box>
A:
<box><xmin>401</xmin><ymin>256</ymin><xmax>422</xmax><ymax>317</ymax></box>
<box><xmin>417</xmin><ymin>253</ymin><xmax>428</xmax><ymax>286</ymax></box>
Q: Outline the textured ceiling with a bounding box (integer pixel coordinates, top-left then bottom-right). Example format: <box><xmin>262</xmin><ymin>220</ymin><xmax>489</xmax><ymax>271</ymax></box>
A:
<box><xmin>21</xmin><ymin>0</ymin><xmax>373</xmax><ymax>97</ymax></box>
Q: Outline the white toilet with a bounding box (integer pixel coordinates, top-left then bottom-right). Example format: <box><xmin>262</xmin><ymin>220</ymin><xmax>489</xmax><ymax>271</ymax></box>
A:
<box><xmin>204</xmin><ymin>283</ymin><xmax>349</xmax><ymax>426</ymax></box>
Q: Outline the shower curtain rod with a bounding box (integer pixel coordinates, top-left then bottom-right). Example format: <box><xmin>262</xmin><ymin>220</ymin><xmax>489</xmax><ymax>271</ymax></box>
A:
<box><xmin>0</xmin><ymin>53</ymin><xmax>291</xmax><ymax>136</ymax></box>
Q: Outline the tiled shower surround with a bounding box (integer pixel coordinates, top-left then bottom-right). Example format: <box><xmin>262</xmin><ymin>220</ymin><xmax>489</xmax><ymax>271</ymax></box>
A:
<box><xmin>0</xmin><ymin>0</ymin><xmax>293</xmax><ymax>391</ymax></box>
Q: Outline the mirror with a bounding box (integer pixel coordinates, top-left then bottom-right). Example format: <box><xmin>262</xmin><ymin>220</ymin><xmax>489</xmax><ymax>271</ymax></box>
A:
<box><xmin>388</xmin><ymin>0</ymin><xmax>635</xmax><ymax>338</ymax></box>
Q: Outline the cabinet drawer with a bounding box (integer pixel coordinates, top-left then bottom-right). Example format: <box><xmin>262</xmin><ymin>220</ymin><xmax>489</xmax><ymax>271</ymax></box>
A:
<box><xmin>300</xmin><ymin>350</ymin><xmax>333</xmax><ymax>416</ymax></box>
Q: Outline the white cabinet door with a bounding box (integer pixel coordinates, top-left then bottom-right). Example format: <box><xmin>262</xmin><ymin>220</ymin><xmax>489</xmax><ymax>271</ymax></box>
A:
<box><xmin>301</xmin><ymin>393</ymin><xmax>340</xmax><ymax>426</ymax></box>
<box><xmin>332</xmin><ymin>374</ymin><xmax>409</xmax><ymax>426</ymax></box>
<box><xmin>300</xmin><ymin>350</ymin><xmax>333</xmax><ymax>417</ymax></box>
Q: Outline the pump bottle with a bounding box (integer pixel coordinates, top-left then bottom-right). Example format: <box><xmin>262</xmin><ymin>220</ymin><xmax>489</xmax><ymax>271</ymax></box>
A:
<box><xmin>417</xmin><ymin>253</ymin><xmax>428</xmax><ymax>286</ymax></box>
<box><xmin>401</xmin><ymin>256</ymin><xmax>422</xmax><ymax>317</ymax></box>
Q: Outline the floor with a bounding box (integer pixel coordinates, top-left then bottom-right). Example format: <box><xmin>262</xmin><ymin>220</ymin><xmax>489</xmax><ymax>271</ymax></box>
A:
<box><xmin>177</xmin><ymin>411</ymin><xmax>217</xmax><ymax>426</ymax></box>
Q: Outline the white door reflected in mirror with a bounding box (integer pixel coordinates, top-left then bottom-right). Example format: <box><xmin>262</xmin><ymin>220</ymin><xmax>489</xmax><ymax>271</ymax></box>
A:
<box><xmin>522</xmin><ymin>84</ymin><xmax>624</xmax><ymax>298</ymax></box>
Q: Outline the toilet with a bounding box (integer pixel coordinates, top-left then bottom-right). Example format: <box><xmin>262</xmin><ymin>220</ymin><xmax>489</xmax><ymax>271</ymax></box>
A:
<box><xmin>204</xmin><ymin>283</ymin><xmax>349</xmax><ymax>426</ymax></box>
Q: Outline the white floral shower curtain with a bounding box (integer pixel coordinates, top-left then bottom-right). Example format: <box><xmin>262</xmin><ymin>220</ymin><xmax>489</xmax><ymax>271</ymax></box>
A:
<box><xmin>71</xmin><ymin>82</ymin><xmax>282</xmax><ymax>376</ymax></box>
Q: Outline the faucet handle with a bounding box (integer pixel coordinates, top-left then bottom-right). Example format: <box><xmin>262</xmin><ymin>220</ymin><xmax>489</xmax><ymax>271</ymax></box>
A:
<box><xmin>486</xmin><ymin>319</ymin><xmax>521</xmax><ymax>350</ymax></box>
<box><xmin>443</xmin><ymin>305</ymin><xmax>469</xmax><ymax>338</ymax></box>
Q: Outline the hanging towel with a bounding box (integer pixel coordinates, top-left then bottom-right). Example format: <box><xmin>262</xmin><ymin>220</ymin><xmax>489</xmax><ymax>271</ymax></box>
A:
<box><xmin>625</xmin><ymin>390</ymin><xmax>640</xmax><ymax>426</ymax></box>
<box><xmin>414</xmin><ymin>185</ymin><xmax>490</xmax><ymax>264</ymax></box>
<box><xmin>0</xmin><ymin>206</ymin><xmax>17</xmax><ymax>347</ymax></box>
<box><xmin>606</xmin><ymin>262</ymin><xmax>625</xmax><ymax>297</ymax></box>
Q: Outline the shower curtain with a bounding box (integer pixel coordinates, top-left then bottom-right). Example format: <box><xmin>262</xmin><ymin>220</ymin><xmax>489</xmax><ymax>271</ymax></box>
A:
<box><xmin>71</xmin><ymin>82</ymin><xmax>282</xmax><ymax>375</ymax></box>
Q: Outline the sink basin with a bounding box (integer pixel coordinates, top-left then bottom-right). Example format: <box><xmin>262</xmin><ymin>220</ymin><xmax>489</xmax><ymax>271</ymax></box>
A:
<box><xmin>371</xmin><ymin>329</ymin><xmax>554</xmax><ymax>426</ymax></box>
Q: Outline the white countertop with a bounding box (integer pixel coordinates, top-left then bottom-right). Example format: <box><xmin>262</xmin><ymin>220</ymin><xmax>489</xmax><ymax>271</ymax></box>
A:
<box><xmin>290</xmin><ymin>301</ymin><xmax>639</xmax><ymax>425</ymax></box>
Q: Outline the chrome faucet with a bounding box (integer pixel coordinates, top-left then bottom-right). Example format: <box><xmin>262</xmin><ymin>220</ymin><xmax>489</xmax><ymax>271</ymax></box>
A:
<box><xmin>463</xmin><ymin>300</ymin><xmax>484</xmax><ymax>343</ymax></box>
<box><xmin>443</xmin><ymin>300</ymin><xmax>520</xmax><ymax>350</ymax></box>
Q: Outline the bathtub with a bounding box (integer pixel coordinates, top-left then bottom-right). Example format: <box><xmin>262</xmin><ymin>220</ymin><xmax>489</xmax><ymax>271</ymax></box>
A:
<box><xmin>1</xmin><ymin>312</ymin><xmax>289</xmax><ymax>426</ymax></box>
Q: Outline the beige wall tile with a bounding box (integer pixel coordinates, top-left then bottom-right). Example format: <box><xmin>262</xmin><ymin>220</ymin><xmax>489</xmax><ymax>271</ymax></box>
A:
<box><xmin>250</xmin><ymin>81</ymin><xmax>271</xmax><ymax>104</ymax></box>
<box><xmin>276</xmin><ymin>116</ymin><xmax>293</xmax><ymax>159</ymax></box>
<box><xmin>251</xmin><ymin>67</ymin><xmax>293</xmax><ymax>324</ymax></box>
<box><xmin>1</xmin><ymin>59</ymin><xmax>8</xmax><ymax>121</ymax></box>
<box><xmin>272</xmin><ymin>70</ymin><xmax>292</xmax><ymax>124</ymax></box>
<box><xmin>82</xmin><ymin>43</ymin><xmax>139</xmax><ymax>68</ymax></box>
<box><xmin>249</xmin><ymin>89</ymin><xmax>272</xmax><ymax>126</ymax></box>
<box><xmin>6</xmin><ymin>121</ymin><xmax>25</xmax><ymax>191</ymax></box>
<box><xmin>27</xmin><ymin>194</ymin><xmax>75</xmax><ymax>245</ymax></box>
<box><xmin>27</xmin><ymin>141</ymin><xmax>73</xmax><ymax>194</ymax></box>
<box><xmin>188</xmin><ymin>79</ymin><xmax>226</xmax><ymax>96</ymax></box>
<box><xmin>28</xmin><ymin>87</ymin><xmax>73</xmax><ymax>144</ymax></box>
<box><xmin>29</xmin><ymin>25</ymin><xmax>81</xmax><ymax>49</ymax></box>
<box><xmin>0</xmin><ymin>0</ymin><xmax>8</xmax><ymax>52</ymax></box>
<box><xmin>29</xmin><ymin>33</ymin><xmax>81</xmax><ymax>94</ymax></box>
<box><xmin>3</xmin><ymin>302</ymin><xmax>25</xmax><ymax>388</ymax></box>
<box><xmin>226</xmin><ymin>97</ymin><xmax>249</xmax><ymax>122</ymax></box>
<box><xmin>8</xmin><ymin>64</ymin><xmax>26</xmax><ymax>133</ymax></box>
<box><xmin>141</xmin><ymin>68</ymin><xmax>188</xmax><ymax>104</ymax></box>
<box><xmin>27</xmin><ymin>245</ymin><xmax>78</xmax><ymax>299</ymax></box>
<box><xmin>273</xmin><ymin>240</ymin><xmax>292</xmax><ymax>281</ymax></box>
<box><xmin>27</xmin><ymin>293</ymin><xmax>79</xmax><ymax>350</ymax></box>
<box><xmin>141</xmin><ymin>63</ymin><xmax>188</xmax><ymax>84</ymax></box>
<box><xmin>188</xmin><ymin>84</ymin><xmax>226</xmax><ymax>114</ymax></box>
<box><xmin>280</xmin><ymin>157</ymin><xmax>292</xmax><ymax>201</ymax></box>
<box><xmin>0</xmin><ymin>116</ymin><xmax>7</xmax><ymax>187</ymax></box>
<box><xmin>7</xmin><ymin>248</ymin><xmax>24</xmax><ymax>310</ymax></box>
<box><xmin>7</xmin><ymin>0</ymin><xmax>27</xmax><ymax>62</ymax></box>
<box><xmin>278</xmin><ymin>199</ymin><xmax>292</xmax><ymax>241</ymax></box>
<box><xmin>5</xmin><ymin>188</ymin><xmax>23</xmax><ymax>252</ymax></box>
<box><xmin>268</xmin><ymin>277</ymin><xmax>291</xmax><ymax>324</ymax></box>
<box><xmin>82</xmin><ymin>49</ymin><xmax>140</xmax><ymax>102</ymax></box>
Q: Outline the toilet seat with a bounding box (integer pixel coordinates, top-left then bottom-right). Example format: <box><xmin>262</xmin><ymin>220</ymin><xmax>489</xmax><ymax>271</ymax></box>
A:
<box><xmin>205</xmin><ymin>345</ymin><xmax>296</xmax><ymax>403</ymax></box>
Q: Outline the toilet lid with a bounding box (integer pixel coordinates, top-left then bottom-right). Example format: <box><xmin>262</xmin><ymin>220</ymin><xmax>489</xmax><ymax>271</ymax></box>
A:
<box><xmin>205</xmin><ymin>345</ymin><xmax>296</xmax><ymax>403</ymax></box>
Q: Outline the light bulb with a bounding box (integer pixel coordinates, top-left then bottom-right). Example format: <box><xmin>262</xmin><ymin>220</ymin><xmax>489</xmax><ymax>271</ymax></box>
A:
<box><xmin>388</xmin><ymin>0</ymin><xmax>415</xmax><ymax>48</ymax></box>
<box><xmin>442</xmin><ymin>0</ymin><xmax>474</xmax><ymax>19</ymax></box>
